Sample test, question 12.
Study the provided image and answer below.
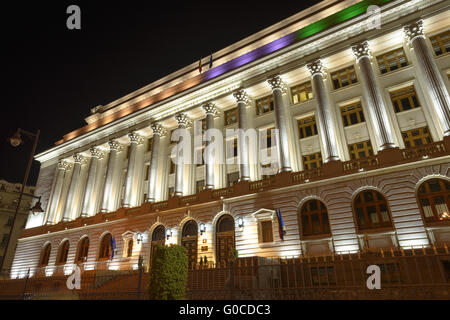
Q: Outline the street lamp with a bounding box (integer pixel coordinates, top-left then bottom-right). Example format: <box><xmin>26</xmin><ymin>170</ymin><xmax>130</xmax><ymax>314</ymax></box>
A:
<box><xmin>0</xmin><ymin>128</ymin><xmax>40</xmax><ymax>272</ymax></box>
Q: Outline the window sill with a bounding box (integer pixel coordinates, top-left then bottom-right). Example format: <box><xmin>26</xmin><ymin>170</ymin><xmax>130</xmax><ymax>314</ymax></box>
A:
<box><xmin>356</xmin><ymin>226</ymin><xmax>394</xmax><ymax>235</ymax></box>
<box><xmin>331</xmin><ymin>82</ymin><xmax>359</xmax><ymax>94</ymax></box>
<box><xmin>258</xmin><ymin>241</ymin><xmax>280</xmax><ymax>248</ymax></box>
<box><xmin>378</xmin><ymin>64</ymin><xmax>412</xmax><ymax>78</ymax></box>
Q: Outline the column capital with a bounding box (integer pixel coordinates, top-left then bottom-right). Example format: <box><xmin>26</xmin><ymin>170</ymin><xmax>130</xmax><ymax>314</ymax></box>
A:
<box><xmin>202</xmin><ymin>102</ymin><xmax>219</xmax><ymax>116</ymax></box>
<box><xmin>150</xmin><ymin>123</ymin><xmax>167</xmax><ymax>137</ymax></box>
<box><xmin>89</xmin><ymin>147</ymin><xmax>104</xmax><ymax>159</ymax></box>
<box><xmin>108</xmin><ymin>139</ymin><xmax>123</xmax><ymax>152</ymax></box>
<box><xmin>404</xmin><ymin>20</ymin><xmax>425</xmax><ymax>43</ymax></box>
<box><xmin>175</xmin><ymin>113</ymin><xmax>192</xmax><ymax>127</ymax></box>
<box><xmin>267</xmin><ymin>75</ymin><xmax>287</xmax><ymax>93</ymax></box>
<box><xmin>307</xmin><ymin>60</ymin><xmax>325</xmax><ymax>77</ymax></box>
<box><xmin>57</xmin><ymin>160</ymin><xmax>71</xmax><ymax>170</ymax></box>
<box><xmin>128</xmin><ymin>132</ymin><xmax>144</xmax><ymax>145</ymax></box>
<box><xmin>233</xmin><ymin>89</ymin><xmax>251</xmax><ymax>105</ymax></box>
<box><xmin>351</xmin><ymin>41</ymin><xmax>371</xmax><ymax>61</ymax></box>
<box><xmin>73</xmin><ymin>153</ymin><xmax>87</xmax><ymax>165</ymax></box>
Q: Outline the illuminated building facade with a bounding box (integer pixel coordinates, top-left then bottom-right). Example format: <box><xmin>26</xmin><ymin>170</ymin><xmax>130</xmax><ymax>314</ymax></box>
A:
<box><xmin>10</xmin><ymin>0</ymin><xmax>450</xmax><ymax>279</ymax></box>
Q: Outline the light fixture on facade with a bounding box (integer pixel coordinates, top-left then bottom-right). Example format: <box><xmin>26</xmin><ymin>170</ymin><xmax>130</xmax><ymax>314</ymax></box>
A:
<box><xmin>358</xmin><ymin>168</ymin><xmax>364</xmax><ymax>172</ymax></box>
<box><xmin>439</xmin><ymin>211</ymin><xmax>449</xmax><ymax>221</ymax></box>
<box><xmin>238</xmin><ymin>217</ymin><xmax>244</xmax><ymax>228</ymax></box>
<box><xmin>166</xmin><ymin>229</ymin><xmax>172</xmax><ymax>240</ymax></box>
<box><xmin>199</xmin><ymin>223</ymin><xmax>206</xmax><ymax>235</ymax></box>
<box><xmin>136</xmin><ymin>233</ymin><xmax>143</xmax><ymax>244</ymax></box>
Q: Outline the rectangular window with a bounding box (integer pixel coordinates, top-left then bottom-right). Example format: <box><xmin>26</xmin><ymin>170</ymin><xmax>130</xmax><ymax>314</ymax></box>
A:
<box><xmin>303</xmin><ymin>152</ymin><xmax>322</xmax><ymax>170</ymax></box>
<box><xmin>291</xmin><ymin>81</ymin><xmax>314</xmax><ymax>104</ymax></box>
<box><xmin>144</xmin><ymin>163</ymin><xmax>150</xmax><ymax>181</ymax></box>
<box><xmin>311</xmin><ymin>266</ymin><xmax>336</xmax><ymax>286</ymax></box>
<box><xmin>260</xmin><ymin>220</ymin><xmax>273</xmax><ymax>243</ymax></box>
<box><xmin>331</xmin><ymin>66</ymin><xmax>357</xmax><ymax>89</ymax></box>
<box><xmin>255</xmin><ymin>95</ymin><xmax>274</xmax><ymax>116</ymax></box>
<box><xmin>196</xmin><ymin>180</ymin><xmax>205</xmax><ymax>193</ymax></box>
<box><xmin>196</xmin><ymin>147</ymin><xmax>205</xmax><ymax>167</ymax></box>
<box><xmin>341</xmin><ymin>102</ymin><xmax>365</xmax><ymax>127</ymax></box>
<box><xmin>169</xmin><ymin>158</ymin><xmax>175</xmax><ymax>174</ymax></box>
<box><xmin>402</xmin><ymin>127</ymin><xmax>433</xmax><ymax>148</ymax></box>
<box><xmin>224</xmin><ymin>108</ymin><xmax>239</xmax><ymax>126</ymax></box>
<box><xmin>348</xmin><ymin>140</ymin><xmax>374</xmax><ymax>160</ymax></box>
<box><xmin>168</xmin><ymin>187</ymin><xmax>175</xmax><ymax>198</ymax></box>
<box><xmin>389</xmin><ymin>85</ymin><xmax>421</xmax><ymax>113</ymax></box>
<box><xmin>430</xmin><ymin>30</ymin><xmax>449</xmax><ymax>56</ymax></box>
<box><xmin>376</xmin><ymin>48</ymin><xmax>408</xmax><ymax>74</ymax></box>
<box><xmin>297</xmin><ymin>116</ymin><xmax>318</xmax><ymax>139</ymax></box>
<box><xmin>227</xmin><ymin>172</ymin><xmax>240</xmax><ymax>187</ymax></box>
<box><xmin>147</xmin><ymin>137</ymin><xmax>153</xmax><ymax>152</ymax></box>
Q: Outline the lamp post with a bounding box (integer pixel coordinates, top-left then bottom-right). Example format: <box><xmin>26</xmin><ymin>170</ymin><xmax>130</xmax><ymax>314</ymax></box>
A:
<box><xmin>0</xmin><ymin>128</ymin><xmax>41</xmax><ymax>272</ymax></box>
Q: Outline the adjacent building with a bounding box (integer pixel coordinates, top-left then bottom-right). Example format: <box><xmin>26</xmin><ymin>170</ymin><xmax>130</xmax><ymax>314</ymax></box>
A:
<box><xmin>10</xmin><ymin>0</ymin><xmax>450</xmax><ymax>279</ymax></box>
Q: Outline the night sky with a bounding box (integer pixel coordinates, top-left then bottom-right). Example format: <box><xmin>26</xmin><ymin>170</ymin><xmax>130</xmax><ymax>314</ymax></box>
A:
<box><xmin>0</xmin><ymin>0</ymin><xmax>322</xmax><ymax>186</ymax></box>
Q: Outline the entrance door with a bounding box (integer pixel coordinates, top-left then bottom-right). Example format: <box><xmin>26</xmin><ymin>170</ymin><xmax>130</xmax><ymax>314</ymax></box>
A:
<box><xmin>216</xmin><ymin>215</ymin><xmax>235</xmax><ymax>265</ymax></box>
<box><xmin>181</xmin><ymin>220</ymin><xmax>198</xmax><ymax>268</ymax></box>
<box><xmin>150</xmin><ymin>225</ymin><xmax>166</xmax><ymax>263</ymax></box>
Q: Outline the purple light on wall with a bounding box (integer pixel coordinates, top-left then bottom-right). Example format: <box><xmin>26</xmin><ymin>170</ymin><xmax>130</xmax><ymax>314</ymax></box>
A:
<box><xmin>203</xmin><ymin>33</ymin><xmax>296</xmax><ymax>81</ymax></box>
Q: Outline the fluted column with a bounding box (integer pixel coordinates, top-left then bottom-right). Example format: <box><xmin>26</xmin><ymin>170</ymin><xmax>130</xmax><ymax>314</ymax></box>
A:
<box><xmin>267</xmin><ymin>76</ymin><xmax>292</xmax><ymax>172</ymax></box>
<box><xmin>307</xmin><ymin>61</ymin><xmax>340</xmax><ymax>162</ymax></box>
<box><xmin>147</xmin><ymin>123</ymin><xmax>167</xmax><ymax>203</ymax></box>
<box><xmin>233</xmin><ymin>89</ymin><xmax>251</xmax><ymax>181</ymax></box>
<box><xmin>123</xmin><ymin>132</ymin><xmax>144</xmax><ymax>208</ymax></box>
<box><xmin>101</xmin><ymin>140</ymin><xmax>122</xmax><ymax>212</ymax></box>
<box><xmin>202</xmin><ymin>103</ymin><xmax>219</xmax><ymax>189</ymax></box>
<box><xmin>80</xmin><ymin>147</ymin><xmax>104</xmax><ymax>217</ymax></box>
<box><xmin>174</xmin><ymin>113</ymin><xmax>191</xmax><ymax>196</ymax></box>
<box><xmin>46</xmin><ymin>161</ymin><xmax>70</xmax><ymax>224</ymax></box>
<box><xmin>352</xmin><ymin>42</ymin><xmax>397</xmax><ymax>150</ymax></box>
<box><xmin>404</xmin><ymin>20</ymin><xmax>450</xmax><ymax>136</ymax></box>
<box><xmin>62</xmin><ymin>154</ymin><xmax>86</xmax><ymax>222</ymax></box>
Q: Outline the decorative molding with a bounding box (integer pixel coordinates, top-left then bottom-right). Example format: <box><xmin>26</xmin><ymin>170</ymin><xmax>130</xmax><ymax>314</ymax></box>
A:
<box><xmin>108</xmin><ymin>140</ymin><xmax>123</xmax><ymax>152</ymax></box>
<box><xmin>150</xmin><ymin>123</ymin><xmax>167</xmax><ymax>137</ymax></box>
<box><xmin>73</xmin><ymin>153</ymin><xmax>87</xmax><ymax>165</ymax></box>
<box><xmin>128</xmin><ymin>132</ymin><xmax>144</xmax><ymax>145</ymax></box>
<box><xmin>403</xmin><ymin>20</ymin><xmax>425</xmax><ymax>43</ymax></box>
<box><xmin>233</xmin><ymin>89</ymin><xmax>251</xmax><ymax>105</ymax></box>
<box><xmin>175</xmin><ymin>113</ymin><xmax>192</xmax><ymax>128</ymax></box>
<box><xmin>351</xmin><ymin>41</ymin><xmax>371</xmax><ymax>61</ymax></box>
<box><xmin>57</xmin><ymin>160</ymin><xmax>71</xmax><ymax>170</ymax></box>
<box><xmin>202</xmin><ymin>102</ymin><xmax>219</xmax><ymax>116</ymax></box>
<box><xmin>267</xmin><ymin>75</ymin><xmax>287</xmax><ymax>93</ymax></box>
<box><xmin>89</xmin><ymin>147</ymin><xmax>104</xmax><ymax>159</ymax></box>
<box><xmin>307</xmin><ymin>60</ymin><xmax>325</xmax><ymax>77</ymax></box>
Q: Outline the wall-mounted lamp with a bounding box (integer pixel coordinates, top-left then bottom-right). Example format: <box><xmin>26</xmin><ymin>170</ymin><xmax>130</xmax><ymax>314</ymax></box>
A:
<box><xmin>199</xmin><ymin>223</ymin><xmax>206</xmax><ymax>235</ymax></box>
<box><xmin>136</xmin><ymin>233</ymin><xmax>143</xmax><ymax>244</ymax></box>
<box><xmin>238</xmin><ymin>217</ymin><xmax>244</xmax><ymax>228</ymax></box>
<box><xmin>166</xmin><ymin>229</ymin><xmax>172</xmax><ymax>240</ymax></box>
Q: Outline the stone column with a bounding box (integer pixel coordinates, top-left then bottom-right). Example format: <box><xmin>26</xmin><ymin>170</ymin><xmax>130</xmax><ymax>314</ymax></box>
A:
<box><xmin>62</xmin><ymin>154</ymin><xmax>86</xmax><ymax>222</ymax></box>
<box><xmin>307</xmin><ymin>61</ymin><xmax>340</xmax><ymax>162</ymax></box>
<box><xmin>46</xmin><ymin>161</ymin><xmax>70</xmax><ymax>225</ymax></box>
<box><xmin>404</xmin><ymin>20</ymin><xmax>450</xmax><ymax>137</ymax></box>
<box><xmin>147</xmin><ymin>123</ymin><xmax>167</xmax><ymax>203</ymax></box>
<box><xmin>123</xmin><ymin>132</ymin><xmax>144</xmax><ymax>208</ymax></box>
<box><xmin>233</xmin><ymin>89</ymin><xmax>251</xmax><ymax>181</ymax></box>
<box><xmin>352</xmin><ymin>42</ymin><xmax>397</xmax><ymax>150</ymax></box>
<box><xmin>267</xmin><ymin>75</ymin><xmax>292</xmax><ymax>172</ymax></box>
<box><xmin>101</xmin><ymin>140</ymin><xmax>122</xmax><ymax>212</ymax></box>
<box><xmin>202</xmin><ymin>103</ymin><xmax>219</xmax><ymax>189</ymax></box>
<box><xmin>174</xmin><ymin>113</ymin><xmax>191</xmax><ymax>196</ymax></box>
<box><xmin>80</xmin><ymin>147</ymin><xmax>104</xmax><ymax>217</ymax></box>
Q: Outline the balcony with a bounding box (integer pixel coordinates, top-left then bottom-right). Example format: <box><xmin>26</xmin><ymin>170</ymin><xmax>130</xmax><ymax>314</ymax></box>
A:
<box><xmin>20</xmin><ymin>137</ymin><xmax>450</xmax><ymax>238</ymax></box>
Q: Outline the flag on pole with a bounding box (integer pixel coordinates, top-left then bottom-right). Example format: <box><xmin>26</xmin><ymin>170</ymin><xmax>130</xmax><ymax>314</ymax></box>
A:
<box><xmin>110</xmin><ymin>236</ymin><xmax>117</xmax><ymax>260</ymax></box>
<box><xmin>209</xmin><ymin>54</ymin><xmax>213</xmax><ymax>69</ymax></box>
<box><xmin>276</xmin><ymin>209</ymin><xmax>286</xmax><ymax>241</ymax></box>
<box><xmin>198</xmin><ymin>59</ymin><xmax>202</xmax><ymax>74</ymax></box>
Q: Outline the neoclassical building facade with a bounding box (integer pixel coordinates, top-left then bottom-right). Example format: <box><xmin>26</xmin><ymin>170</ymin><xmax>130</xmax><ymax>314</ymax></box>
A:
<box><xmin>10</xmin><ymin>0</ymin><xmax>450</xmax><ymax>278</ymax></box>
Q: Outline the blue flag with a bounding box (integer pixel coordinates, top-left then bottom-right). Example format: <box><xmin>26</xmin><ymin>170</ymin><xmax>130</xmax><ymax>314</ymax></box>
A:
<box><xmin>276</xmin><ymin>209</ymin><xmax>286</xmax><ymax>241</ymax></box>
<box><xmin>110</xmin><ymin>236</ymin><xmax>116</xmax><ymax>260</ymax></box>
<box><xmin>209</xmin><ymin>54</ymin><xmax>213</xmax><ymax>69</ymax></box>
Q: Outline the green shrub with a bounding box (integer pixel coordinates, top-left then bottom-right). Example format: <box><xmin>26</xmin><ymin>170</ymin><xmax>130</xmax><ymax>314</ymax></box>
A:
<box><xmin>148</xmin><ymin>244</ymin><xmax>188</xmax><ymax>300</ymax></box>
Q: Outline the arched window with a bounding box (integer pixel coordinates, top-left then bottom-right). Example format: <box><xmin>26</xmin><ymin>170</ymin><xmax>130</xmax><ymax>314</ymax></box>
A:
<box><xmin>353</xmin><ymin>190</ymin><xmax>392</xmax><ymax>230</ymax></box>
<box><xmin>126</xmin><ymin>239</ymin><xmax>134</xmax><ymax>258</ymax></box>
<box><xmin>56</xmin><ymin>240</ymin><xmax>70</xmax><ymax>265</ymax></box>
<box><xmin>152</xmin><ymin>225</ymin><xmax>165</xmax><ymax>242</ymax></box>
<box><xmin>39</xmin><ymin>243</ymin><xmax>51</xmax><ymax>267</ymax></box>
<box><xmin>76</xmin><ymin>237</ymin><xmax>89</xmax><ymax>263</ymax></box>
<box><xmin>182</xmin><ymin>220</ymin><xmax>198</xmax><ymax>237</ymax></box>
<box><xmin>181</xmin><ymin>220</ymin><xmax>198</xmax><ymax>268</ymax></box>
<box><xmin>418</xmin><ymin>179</ymin><xmax>450</xmax><ymax>223</ymax></box>
<box><xmin>98</xmin><ymin>233</ymin><xmax>112</xmax><ymax>260</ymax></box>
<box><xmin>216</xmin><ymin>215</ymin><xmax>235</xmax><ymax>264</ymax></box>
<box><xmin>299</xmin><ymin>199</ymin><xmax>331</xmax><ymax>236</ymax></box>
